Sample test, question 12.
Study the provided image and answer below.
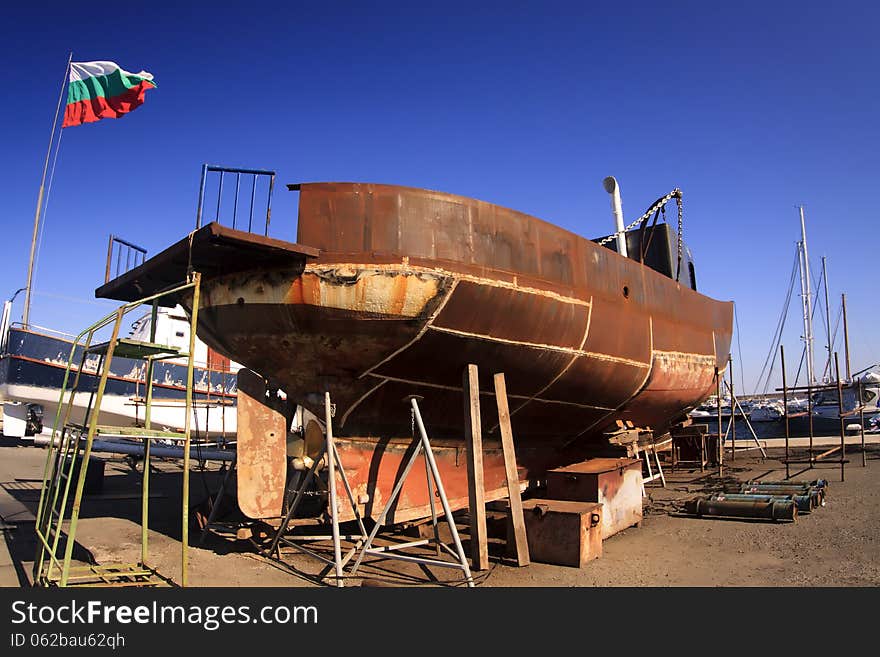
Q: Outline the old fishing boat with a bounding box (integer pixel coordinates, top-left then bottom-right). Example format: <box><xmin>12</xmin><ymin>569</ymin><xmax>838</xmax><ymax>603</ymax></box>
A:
<box><xmin>98</xmin><ymin>175</ymin><xmax>733</xmax><ymax>522</ymax></box>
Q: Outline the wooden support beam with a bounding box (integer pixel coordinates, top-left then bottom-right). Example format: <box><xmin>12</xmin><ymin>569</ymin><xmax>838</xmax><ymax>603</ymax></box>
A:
<box><xmin>494</xmin><ymin>372</ymin><xmax>529</xmax><ymax>567</ymax></box>
<box><xmin>463</xmin><ymin>364</ymin><xmax>489</xmax><ymax>571</ymax></box>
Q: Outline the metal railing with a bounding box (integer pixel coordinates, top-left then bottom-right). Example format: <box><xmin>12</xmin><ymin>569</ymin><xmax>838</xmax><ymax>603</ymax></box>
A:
<box><xmin>195</xmin><ymin>164</ymin><xmax>276</xmax><ymax>235</ymax></box>
<box><xmin>105</xmin><ymin>235</ymin><xmax>147</xmax><ymax>283</ymax></box>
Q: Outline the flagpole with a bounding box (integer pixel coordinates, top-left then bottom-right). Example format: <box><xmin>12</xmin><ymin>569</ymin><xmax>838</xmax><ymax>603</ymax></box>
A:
<box><xmin>23</xmin><ymin>52</ymin><xmax>72</xmax><ymax>328</ymax></box>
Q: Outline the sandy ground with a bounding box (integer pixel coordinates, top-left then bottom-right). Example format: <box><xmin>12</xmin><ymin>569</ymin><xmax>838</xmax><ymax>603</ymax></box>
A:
<box><xmin>1</xmin><ymin>434</ymin><xmax>878</xmax><ymax>587</ymax></box>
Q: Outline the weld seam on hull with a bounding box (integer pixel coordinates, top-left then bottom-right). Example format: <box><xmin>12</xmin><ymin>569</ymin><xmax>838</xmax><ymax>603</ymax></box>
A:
<box><xmin>570</xmin><ymin>316</ymin><xmax>656</xmax><ymax>442</ymax></box>
<box><xmin>358</xmin><ymin>278</ymin><xmax>459</xmax><ymax>379</ymax></box>
<box><xmin>305</xmin><ymin>262</ymin><xmax>591</xmax><ymax>307</ymax></box>
<box><xmin>340</xmin><ymin>378</ymin><xmax>388</xmax><ymax>427</ymax></box>
<box><xmin>364</xmin><ymin>372</ymin><xmax>615</xmax><ymax>411</ymax></box>
<box><xmin>501</xmin><ymin>296</ymin><xmax>595</xmax><ymax>429</ymax></box>
<box><xmin>652</xmin><ymin>349</ymin><xmax>717</xmax><ymax>362</ymax></box>
<box><xmin>427</xmin><ymin>323</ymin><xmax>650</xmax><ymax>368</ymax></box>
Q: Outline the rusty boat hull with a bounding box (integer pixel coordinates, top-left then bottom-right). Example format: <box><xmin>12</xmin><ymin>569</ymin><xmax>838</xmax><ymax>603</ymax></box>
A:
<box><xmin>197</xmin><ymin>183</ymin><xmax>732</xmax><ymax>440</ymax></box>
<box><xmin>99</xmin><ymin>182</ymin><xmax>733</xmax><ymax>523</ymax></box>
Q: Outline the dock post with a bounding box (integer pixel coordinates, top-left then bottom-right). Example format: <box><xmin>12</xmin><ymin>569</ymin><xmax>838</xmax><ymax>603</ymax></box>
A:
<box><xmin>463</xmin><ymin>364</ymin><xmax>489</xmax><ymax>571</ymax></box>
<box><xmin>493</xmin><ymin>373</ymin><xmax>529</xmax><ymax>567</ymax></box>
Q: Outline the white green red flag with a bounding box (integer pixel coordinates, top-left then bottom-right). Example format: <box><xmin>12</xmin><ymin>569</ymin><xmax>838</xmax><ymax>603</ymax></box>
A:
<box><xmin>62</xmin><ymin>61</ymin><xmax>156</xmax><ymax>128</ymax></box>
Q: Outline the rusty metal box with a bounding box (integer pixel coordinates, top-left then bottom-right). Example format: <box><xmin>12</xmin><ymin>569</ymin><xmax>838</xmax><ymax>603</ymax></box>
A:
<box><xmin>519</xmin><ymin>499</ymin><xmax>603</xmax><ymax>568</ymax></box>
<box><xmin>546</xmin><ymin>458</ymin><xmax>642</xmax><ymax>539</ymax></box>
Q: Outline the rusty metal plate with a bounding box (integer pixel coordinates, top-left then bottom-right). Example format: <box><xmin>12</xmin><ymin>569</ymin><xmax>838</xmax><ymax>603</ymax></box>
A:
<box><xmin>236</xmin><ymin>368</ymin><xmax>287</xmax><ymax>519</ymax></box>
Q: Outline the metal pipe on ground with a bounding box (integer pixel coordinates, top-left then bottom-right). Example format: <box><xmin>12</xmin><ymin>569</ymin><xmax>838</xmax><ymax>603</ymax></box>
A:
<box><xmin>710</xmin><ymin>493</ymin><xmax>814</xmax><ymax>513</ymax></box>
<box><xmin>734</xmin><ymin>482</ymin><xmax>825</xmax><ymax>493</ymax></box>
<box><xmin>685</xmin><ymin>498</ymin><xmax>797</xmax><ymax>522</ymax></box>
<box><xmin>33</xmin><ymin>436</ymin><xmax>235</xmax><ymax>462</ymax></box>
<box><xmin>746</xmin><ymin>479</ymin><xmax>828</xmax><ymax>489</ymax></box>
<box><xmin>734</xmin><ymin>485</ymin><xmax>825</xmax><ymax>507</ymax></box>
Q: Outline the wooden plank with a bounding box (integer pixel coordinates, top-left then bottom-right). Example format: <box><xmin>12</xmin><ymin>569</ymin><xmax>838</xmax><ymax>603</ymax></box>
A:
<box><xmin>463</xmin><ymin>364</ymin><xmax>489</xmax><ymax>571</ymax></box>
<box><xmin>494</xmin><ymin>372</ymin><xmax>530</xmax><ymax>567</ymax></box>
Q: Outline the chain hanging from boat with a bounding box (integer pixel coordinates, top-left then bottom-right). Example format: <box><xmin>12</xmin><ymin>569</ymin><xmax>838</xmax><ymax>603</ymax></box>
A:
<box><xmin>598</xmin><ymin>187</ymin><xmax>683</xmax><ymax>273</ymax></box>
<box><xmin>675</xmin><ymin>191</ymin><xmax>683</xmax><ymax>283</ymax></box>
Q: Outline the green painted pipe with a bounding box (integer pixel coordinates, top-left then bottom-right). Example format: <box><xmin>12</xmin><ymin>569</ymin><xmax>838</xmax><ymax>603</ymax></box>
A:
<box><xmin>685</xmin><ymin>497</ymin><xmax>797</xmax><ymax>522</ymax></box>
<box><xmin>711</xmin><ymin>493</ymin><xmax>812</xmax><ymax>512</ymax></box>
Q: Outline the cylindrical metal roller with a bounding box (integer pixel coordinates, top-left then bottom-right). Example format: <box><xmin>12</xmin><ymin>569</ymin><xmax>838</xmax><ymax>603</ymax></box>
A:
<box><xmin>711</xmin><ymin>493</ymin><xmax>812</xmax><ymax>512</ymax></box>
<box><xmin>685</xmin><ymin>497</ymin><xmax>797</xmax><ymax>522</ymax></box>
<box><xmin>747</xmin><ymin>479</ymin><xmax>828</xmax><ymax>490</ymax></box>
<box><xmin>738</xmin><ymin>485</ymin><xmax>826</xmax><ymax>506</ymax></box>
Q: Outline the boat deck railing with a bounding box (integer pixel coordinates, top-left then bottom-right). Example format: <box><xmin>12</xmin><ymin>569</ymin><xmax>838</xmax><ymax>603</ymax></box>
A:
<box><xmin>195</xmin><ymin>164</ymin><xmax>275</xmax><ymax>236</ymax></box>
<box><xmin>104</xmin><ymin>235</ymin><xmax>147</xmax><ymax>284</ymax></box>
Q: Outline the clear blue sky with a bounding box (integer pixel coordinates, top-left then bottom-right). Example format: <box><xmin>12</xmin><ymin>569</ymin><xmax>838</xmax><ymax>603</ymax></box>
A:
<box><xmin>1</xmin><ymin>1</ymin><xmax>877</xmax><ymax>393</ymax></box>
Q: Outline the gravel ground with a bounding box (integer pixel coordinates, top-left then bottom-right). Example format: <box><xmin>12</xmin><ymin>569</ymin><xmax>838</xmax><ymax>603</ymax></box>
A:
<box><xmin>2</xmin><ymin>437</ymin><xmax>878</xmax><ymax>587</ymax></box>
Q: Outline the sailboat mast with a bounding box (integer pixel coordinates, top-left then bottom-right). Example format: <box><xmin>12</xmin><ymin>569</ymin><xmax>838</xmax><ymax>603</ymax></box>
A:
<box><xmin>842</xmin><ymin>293</ymin><xmax>851</xmax><ymax>382</ymax></box>
<box><xmin>22</xmin><ymin>53</ymin><xmax>72</xmax><ymax>328</ymax></box>
<box><xmin>821</xmin><ymin>256</ymin><xmax>833</xmax><ymax>381</ymax></box>
<box><xmin>798</xmin><ymin>206</ymin><xmax>815</xmax><ymax>385</ymax></box>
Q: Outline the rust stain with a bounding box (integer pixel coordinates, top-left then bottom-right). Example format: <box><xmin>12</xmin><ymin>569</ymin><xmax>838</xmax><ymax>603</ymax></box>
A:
<box><xmin>333</xmin><ymin>438</ymin><xmax>514</xmax><ymax>523</ymax></box>
<box><xmin>281</xmin><ymin>269</ymin><xmax>441</xmax><ymax>318</ymax></box>
<box><xmin>236</xmin><ymin>369</ymin><xmax>288</xmax><ymax>519</ymax></box>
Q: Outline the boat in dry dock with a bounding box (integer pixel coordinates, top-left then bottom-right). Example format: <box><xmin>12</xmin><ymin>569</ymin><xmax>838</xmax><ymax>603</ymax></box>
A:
<box><xmin>97</xmin><ymin>176</ymin><xmax>734</xmax><ymax>522</ymax></box>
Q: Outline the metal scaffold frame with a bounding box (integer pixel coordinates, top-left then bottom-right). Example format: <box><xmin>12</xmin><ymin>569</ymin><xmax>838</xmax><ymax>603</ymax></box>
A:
<box><xmin>778</xmin><ymin>346</ymin><xmax>866</xmax><ymax>482</ymax></box>
<box><xmin>33</xmin><ymin>272</ymin><xmax>203</xmax><ymax>587</ymax></box>
<box><xmin>263</xmin><ymin>393</ymin><xmax>474</xmax><ymax>587</ymax></box>
<box><xmin>263</xmin><ymin>392</ymin><xmax>369</xmax><ymax>587</ymax></box>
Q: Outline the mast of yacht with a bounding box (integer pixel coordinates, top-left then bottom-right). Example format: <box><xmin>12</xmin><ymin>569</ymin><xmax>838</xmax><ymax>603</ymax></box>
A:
<box><xmin>821</xmin><ymin>256</ymin><xmax>833</xmax><ymax>382</ymax></box>
<box><xmin>798</xmin><ymin>206</ymin><xmax>815</xmax><ymax>386</ymax></box>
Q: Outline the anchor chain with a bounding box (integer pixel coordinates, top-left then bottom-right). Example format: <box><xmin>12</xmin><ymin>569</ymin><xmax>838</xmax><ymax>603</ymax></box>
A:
<box><xmin>597</xmin><ymin>188</ymin><xmax>683</xmax><ymax>247</ymax></box>
<box><xmin>675</xmin><ymin>191</ymin><xmax>684</xmax><ymax>282</ymax></box>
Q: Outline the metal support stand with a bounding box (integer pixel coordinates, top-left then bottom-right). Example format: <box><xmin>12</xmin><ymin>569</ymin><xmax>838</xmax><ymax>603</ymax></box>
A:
<box><xmin>350</xmin><ymin>397</ymin><xmax>474</xmax><ymax>587</ymax></box>
<box><xmin>265</xmin><ymin>393</ymin><xmax>368</xmax><ymax>587</ymax></box>
<box><xmin>639</xmin><ymin>439</ymin><xmax>666</xmax><ymax>488</ymax></box>
<box><xmin>198</xmin><ymin>455</ymin><xmax>237</xmax><ymax>545</ymax></box>
<box><xmin>723</xmin><ymin>380</ymin><xmax>767</xmax><ymax>459</ymax></box>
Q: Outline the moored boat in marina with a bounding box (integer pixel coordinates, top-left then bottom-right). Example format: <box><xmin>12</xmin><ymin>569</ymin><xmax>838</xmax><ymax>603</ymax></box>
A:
<box><xmin>0</xmin><ymin>303</ymin><xmax>240</xmax><ymax>438</ymax></box>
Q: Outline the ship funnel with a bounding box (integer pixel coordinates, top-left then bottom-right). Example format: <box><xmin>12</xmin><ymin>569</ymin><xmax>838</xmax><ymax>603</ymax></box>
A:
<box><xmin>603</xmin><ymin>176</ymin><xmax>628</xmax><ymax>257</ymax></box>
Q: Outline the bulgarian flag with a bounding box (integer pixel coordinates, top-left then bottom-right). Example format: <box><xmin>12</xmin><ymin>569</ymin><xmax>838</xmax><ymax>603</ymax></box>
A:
<box><xmin>62</xmin><ymin>61</ymin><xmax>156</xmax><ymax>128</ymax></box>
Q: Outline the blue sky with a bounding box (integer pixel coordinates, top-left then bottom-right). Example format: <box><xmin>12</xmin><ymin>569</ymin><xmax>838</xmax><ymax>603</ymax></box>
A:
<box><xmin>1</xmin><ymin>1</ymin><xmax>877</xmax><ymax>393</ymax></box>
